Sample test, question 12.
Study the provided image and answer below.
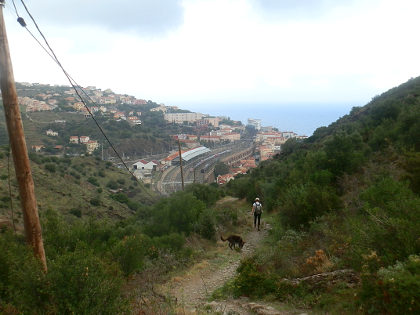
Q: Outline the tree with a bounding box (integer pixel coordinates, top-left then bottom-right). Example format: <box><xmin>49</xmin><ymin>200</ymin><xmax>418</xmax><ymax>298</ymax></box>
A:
<box><xmin>214</xmin><ymin>161</ymin><xmax>230</xmax><ymax>177</ymax></box>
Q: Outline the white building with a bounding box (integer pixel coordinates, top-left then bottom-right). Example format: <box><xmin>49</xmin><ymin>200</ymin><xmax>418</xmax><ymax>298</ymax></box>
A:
<box><xmin>164</xmin><ymin>112</ymin><xmax>205</xmax><ymax>124</ymax></box>
<box><xmin>247</xmin><ymin>118</ymin><xmax>262</xmax><ymax>130</ymax></box>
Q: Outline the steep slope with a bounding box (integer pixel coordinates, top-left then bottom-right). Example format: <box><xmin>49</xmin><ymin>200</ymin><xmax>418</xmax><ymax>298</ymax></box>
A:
<box><xmin>225</xmin><ymin>76</ymin><xmax>420</xmax><ymax>314</ymax></box>
<box><xmin>0</xmin><ymin>150</ymin><xmax>157</xmax><ymax>227</ymax></box>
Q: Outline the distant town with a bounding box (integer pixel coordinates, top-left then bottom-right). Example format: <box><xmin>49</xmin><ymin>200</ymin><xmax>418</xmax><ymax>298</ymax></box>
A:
<box><xmin>10</xmin><ymin>82</ymin><xmax>308</xmax><ymax>188</ymax></box>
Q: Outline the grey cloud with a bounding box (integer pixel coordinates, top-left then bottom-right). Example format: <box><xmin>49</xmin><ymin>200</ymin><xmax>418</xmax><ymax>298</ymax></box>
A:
<box><xmin>22</xmin><ymin>0</ymin><xmax>184</xmax><ymax>36</ymax></box>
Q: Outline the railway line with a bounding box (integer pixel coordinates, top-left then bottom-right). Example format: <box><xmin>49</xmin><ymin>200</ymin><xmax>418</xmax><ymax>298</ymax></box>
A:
<box><xmin>157</xmin><ymin>141</ymin><xmax>254</xmax><ymax>195</ymax></box>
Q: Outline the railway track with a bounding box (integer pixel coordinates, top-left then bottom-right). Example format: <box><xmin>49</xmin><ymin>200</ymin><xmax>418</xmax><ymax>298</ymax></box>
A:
<box><xmin>157</xmin><ymin>142</ymin><xmax>255</xmax><ymax>195</ymax></box>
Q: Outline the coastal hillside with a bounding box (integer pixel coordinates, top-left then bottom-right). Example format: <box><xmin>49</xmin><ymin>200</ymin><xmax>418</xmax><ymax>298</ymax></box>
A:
<box><xmin>0</xmin><ymin>77</ymin><xmax>419</xmax><ymax>314</ymax></box>
<box><xmin>0</xmin><ymin>150</ymin><xmax>157</xmax><ymax>228</ymax></box>
<box><xmin>224</xmin><ymin>77</ymin><xmax>420</xmax><ymax>313</ymax></box>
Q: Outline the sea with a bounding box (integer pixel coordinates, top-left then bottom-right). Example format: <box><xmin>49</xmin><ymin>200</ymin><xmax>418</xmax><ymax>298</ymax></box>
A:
<box><xmin>192</xmin><ymin>103</ymin><xmax>356</xmax><ymax>136</ymax></box>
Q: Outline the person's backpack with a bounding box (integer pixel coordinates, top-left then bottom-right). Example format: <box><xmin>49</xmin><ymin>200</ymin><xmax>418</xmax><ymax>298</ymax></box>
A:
<box><xmin>254</xmin><ymin>202</ymin><xmax>262</xmax><ymax>215</ymax></box>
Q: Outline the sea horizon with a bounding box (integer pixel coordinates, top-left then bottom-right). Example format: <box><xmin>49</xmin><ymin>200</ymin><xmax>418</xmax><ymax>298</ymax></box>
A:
<box><xmin>188</xmin><ymin>103</ymin><xmax>357</xmax><ymax>136</ymax></box>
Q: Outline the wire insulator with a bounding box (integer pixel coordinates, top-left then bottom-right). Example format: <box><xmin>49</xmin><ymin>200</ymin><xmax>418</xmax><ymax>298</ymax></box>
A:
<box><xmin>17</xmin><ymin>17</ymin><xmax>26</xmax><ymax>27</ymax></box>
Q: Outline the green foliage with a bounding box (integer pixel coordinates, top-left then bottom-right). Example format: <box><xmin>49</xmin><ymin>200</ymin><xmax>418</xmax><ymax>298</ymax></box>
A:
<box><xmin>107</xmin><ymin>180</ymin><xmax>118</xmax><ymax>189</ymax></box>
<box><xmin>88</xmin><ymin>176</ymin><xmax>100</xmax><ymax>186</ymax></box>
<box><xmin>47</xmin><ymin>247</ymin><xmax>125</xmax><ymax>314</ymax></box>
<box><xmin>402</xmin><ymin>151</ymin><xmax>420</xmax><ymax>194</ymax></box>
<box><xmin>44</xmin><ymin>163</ymin><xmax>56</xmax><ymax>173</ymax></box>
<box><xmin>348</xmin><ymin>178</ymin><xmax>420</xmax><ymax>268</ymax></box>
<box><xmin>194</xmin><ymin>208</ymin><xmax>216</xmax><ymax>240</ymax></box>
<box><xmin>280</xmin><ymin>183</ymin><xmax>341</xmax><ymax>229</ymax></box>
<box><xmin>232</xmin><ymin>257</ymin><xmax>277</xmax><ymax>298</ymax></box>
<box><xmin>226</xmin><ymin>176</ymin><xmax>256</xmax><ymax>202</ymax></box>
<box><xmin>359</xmin><ymin>255</ymin><xmax>420</xmax><ymax>314</ymax></box>
<box><xmin>111</xmin><ymin>193</ymin><xmax>140</xmax><ymax>211</ymax></box>
<box><xmin>145</xmin><ymin>191</ymin><xmax>207</xmax><ymax>237</ymax></box>
<box><xmin>90</xmin><ymin>197</ymin><xmax>101</xmax><ymax>206</ymax></box>
<box><xmin>69</xmin><ymin>208</ymin><xmax>82</xmax><ymax>217</ymax></box>
<box><xmin>213</xmin><ymin>161</ymin><xmax>230</xmax><ymax>177</ymax></box>
<box><xmin>0</xmin><ymin>230</ymin><xmax>127</xmax><ymax>314</ymax></box>
<box><xmin>28</xmin><ymin>152</ymin><xmax>42</xmax><ymax>164</ymax></box>
<box><xmin>324</xmin><ymin>132</ymin><xmax>367</xmax><ymax>176</ymax></box>
<box><xmin>185</xmin><ymin>183</ymin><xmax>221</xmax><ymax>206</ymax></box>
<box><xmin>215</xmin><ymin>206</ymin><xmax>239</xmax><ymax>226</ymax></box>
<box><xmin>111</xmin><ymin>234</ymin><xmax>150</xmax><ymax>276</ymax></box>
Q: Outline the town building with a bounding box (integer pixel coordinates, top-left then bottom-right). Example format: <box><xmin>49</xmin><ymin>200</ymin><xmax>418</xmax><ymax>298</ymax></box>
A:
<box><xmin>86</xmin><ymin>140</ymin><xmax>99</xmax><ymax>153</ymax></box>
<box><xmin>46</xmin><ymin>129</ymin><xmax>58</xmax><ymax>137</ymax></box>
<box><xmin>79</xmin><ymin>136</ymin><xmax>90</xmax><ymax>144</ymax></box>
<box><xmin>69</xmin><ymin>136</ymin><xmax>79</xmax><ymax>144</ymax></box>
<box><xmin>164</xmin><ymin>112</ymin><xmax>205</xmax><ymax>124</ymax></box>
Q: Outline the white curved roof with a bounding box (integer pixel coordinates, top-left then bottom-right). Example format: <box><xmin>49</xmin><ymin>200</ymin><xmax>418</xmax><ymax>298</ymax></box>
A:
<box><xmin>174</xmin><ymin>146</ymin><xmax>210</xmax><ymax>162</ymax></box>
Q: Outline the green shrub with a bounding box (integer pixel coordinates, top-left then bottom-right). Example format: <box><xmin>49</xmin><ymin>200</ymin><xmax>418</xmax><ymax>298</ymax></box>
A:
<box><xmin>145</xmin><ymin>192</ymin><xmax>206</xmax><ymax>237</ymax></box>
<box><xmin>216</xmin><ymin>207</ymin><xmax>238</xmax><ymax>226</ymax></box>
<box><xmin>111</xmin><ymin>193</ymin><xmax>129</xmax><ymax>204</ymax></box>
<box><xmin>152</xmin><ymin>233</ymin><xmax>185</xmax><ymax>252</ymax></box>
<box><xmin>88</xmin><ymin>176</ymin><xmax>100</xmax><ymax>186</ymax></box>
<box><xmin>47</xmin><ymin>246</ymin><xmax>126</xmax><ymax>314</ymax></box>
<box><xmin>359</xmin><ymin>255</ymin><xmax>420</xmax><ymax>314</ymax></box>
<box><xmin>280</xmin><ymin>184</ymin><xmax>341</xmax><ymax>229</ymax></box>
<box><xmin>195</xmin><ymin>209</ymin><xmax>216</xmax><ymax>240</ymax></box>
<box><xmin>44</xmin><ymin>163</ymin><xmax>56</xmax><ymax>173</ymax></box>
<box><xmin>107</xmin><ymin>180</ymin><xmax>118</xmax><ymax>189</ymax></box>
<box><xmin>111</xmin><ymin>234</ymin><xmax>150</xmax><ymax>276</ymax></box>
<box><xmin>0</xmin><ymin>232</ymin><xmax>127</xmax><ymax>314</ymax></box>
<box><xmin>98</xmin><ymin>170</ymin><xmax>106</xmax><ymax>177</ymax></box>
<box><xmin>90</xmin><ymin>198</ymin><xmax>100</xmax><ymax>206</ymax></box>
<box><xmin>232</xmin><ymin>257</ymin><xmax>276</xmax><ymax>298</ymax></box>
<box><xmin>185</xmin><ymin>183</ymin><xmax>221</xmax><ymax>206</ymax></box>
<box><xmin>69</xmin><ymin>208</ymin><xmax>82</xmax><ymax>218</ymax></box>
<box><xmin>348</xmin><ymin>177</ymin><xmax>420</xmax><ymax>268</ymax></box>
<box><xmin>28</xmin><ymin>152</ymin><xmax>42</xmax><ymax>164</ymax></box>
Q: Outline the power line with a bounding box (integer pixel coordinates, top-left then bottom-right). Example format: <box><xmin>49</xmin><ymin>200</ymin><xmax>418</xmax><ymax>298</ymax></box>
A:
<box><xmin>11</xmin><ymin>0</ymin><xmax>142</xmax><ymax>185</ymax></box>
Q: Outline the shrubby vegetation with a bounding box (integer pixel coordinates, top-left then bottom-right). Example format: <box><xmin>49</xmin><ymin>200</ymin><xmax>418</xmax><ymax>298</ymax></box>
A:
<box><xmin>224</xmin><ymin>77</ymin><xmax>420</xmax><ymax>312</ymax></box>
<box><xmin>0</xmin><ymin>183</ymin><xmax>223</xmax><ymax>313</ymax></box>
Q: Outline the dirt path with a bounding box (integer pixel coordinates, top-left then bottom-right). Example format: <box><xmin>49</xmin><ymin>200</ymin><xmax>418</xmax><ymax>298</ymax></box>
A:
<box><xmin>159</xmin><ymin>224</ymin><xmax>267</xmax><ymax>314</ymax></box>
<box><xmin>149</xmin><ymin>196</ymin><xmax>311</xmax><ymax>315</ymax></box>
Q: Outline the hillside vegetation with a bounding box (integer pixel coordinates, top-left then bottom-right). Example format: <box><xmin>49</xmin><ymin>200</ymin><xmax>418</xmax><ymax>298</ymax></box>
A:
<box><xmin>224</xmin><ymin>77</ymin><xmax>420</xmax><ymax>313</ymax></box>
<box><xmin>0</xmin><ymin>150</ymin><xmax>157</xmax><ymax>225</ymax></box>
<box><xmin>1</xmin><ymin>77</ymin><xmax>419</xmax><ymax>314</ymax></box>
<box><xmin>0</xmin><ymin>150</ymin><xmax>227</xmax><ymax>314</ymax></box>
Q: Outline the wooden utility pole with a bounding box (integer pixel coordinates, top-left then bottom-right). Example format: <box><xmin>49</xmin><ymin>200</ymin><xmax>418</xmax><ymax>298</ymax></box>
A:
<box><xmin>177</xmin><ymin>138</ymin><xmax>184</xmax><ymax>190</ymax></box>
<box><xmin>0</xmin><ymin>2</ymin><xmax>47</xmax><ymax>271</ymax></box>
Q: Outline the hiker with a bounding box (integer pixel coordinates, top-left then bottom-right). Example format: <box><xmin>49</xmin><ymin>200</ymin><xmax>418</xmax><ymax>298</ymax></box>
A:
<box><xmin>252</xmin><ymin>197</ymin><xmax>263</xmax><ymax>231</ymax></box>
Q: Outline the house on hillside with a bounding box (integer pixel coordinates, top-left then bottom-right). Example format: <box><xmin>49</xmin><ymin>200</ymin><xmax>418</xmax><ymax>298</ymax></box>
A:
<box><xmin>79</xmin><ymin>136</ymin><xmax>90</xmax><ymax>144</ymax></box>
<box><xmin>31</xmin><ymin>145</ymin><xmax>45</xmax><ymax>152</ymax></box>
<box><xmin>46</xmin><ymin>129</ymin><xmax>58</xmax><ymax>137</ymax></box>
<box><xmin>69</xmin><ymin>136</ymin><xmax>79</xmax><ymax>144</ymax></box>
<box><xmin>200</xmin><ymin>135</ymin><xmax>221</xmax><ymax>143</ymax></box>
<box><xmin>86</xmin><ymin>140</ymin><xmax>99</xmax><ymax>153</ymax></box>
<box><xmin>128</xmin><ymin>116</ymin><xmax>142</xmax><ymax>125</ymax></box>
<box><xmin>217</xmin><ymin>174</ymin><xmax>235</xmax><ymax>185</ymax></box>
<box><xmin>132</xmin><ymin>160</ymin><xmax>157</xmax><ymax>171</ymax></box>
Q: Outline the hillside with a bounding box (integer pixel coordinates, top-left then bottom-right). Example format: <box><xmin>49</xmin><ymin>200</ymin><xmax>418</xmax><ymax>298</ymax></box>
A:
<box><xmin>224</xmin><ymin>77</ymin><xmax>420</xmax><ymax>313</ymax></box>
<box><xmin>0</xmin><ymin>83</ymin><xmax>198</xmax><ymax>157</ymax></box>
<box><xmin>0</xmin><ymin>148</ymin><xmax>157</xmax><ymax>227</ymax></box>
<box><xmin>0</xmin><ymin>77</ymin><xmax>419</xmax><ymax>314</ymax></box>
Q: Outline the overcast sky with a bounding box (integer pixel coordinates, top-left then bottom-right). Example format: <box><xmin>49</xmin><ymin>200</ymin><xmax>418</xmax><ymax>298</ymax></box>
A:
<box><xmin>3</xmin><ymin>0</ymin><xmax>420</xmax><ymax>121</ymax></box>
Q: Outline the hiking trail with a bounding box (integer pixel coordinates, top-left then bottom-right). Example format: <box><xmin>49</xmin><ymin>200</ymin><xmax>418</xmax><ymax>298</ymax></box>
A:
<box><xmin>156</xmin><ymin>197</ymin><xmax>310</xmax><ymax>315</ymax></box>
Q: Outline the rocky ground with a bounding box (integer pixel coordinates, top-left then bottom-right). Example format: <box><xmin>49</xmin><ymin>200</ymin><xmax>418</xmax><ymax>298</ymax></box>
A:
<box><xmin>158</xmin><ymin>221</ymin><xmax>310</xmax><ymax>314</ymax></box>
